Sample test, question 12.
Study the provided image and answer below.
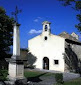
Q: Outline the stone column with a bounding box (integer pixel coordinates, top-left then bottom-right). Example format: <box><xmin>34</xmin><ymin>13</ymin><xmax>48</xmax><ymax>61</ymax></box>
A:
<box><xmin>11</xmin><ymin>23</ymin><xmax>20</xmax><ymax>60</ymax></box>
<box><xmin>8</xmin><ymin>23</ymin><xmax>24</xmax><ymax>81</ymax></box>
<box><xmin>13</xmin><ymin>23</ymin><xmax>20</xmax><ymax>56</ymax></box>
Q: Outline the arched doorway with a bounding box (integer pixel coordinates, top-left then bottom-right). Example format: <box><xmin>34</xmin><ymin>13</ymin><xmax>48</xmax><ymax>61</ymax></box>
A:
<box><xmin>43</xmin><ymin>57</ymin><xmax>49</xmax><ymax>70</ymax></box>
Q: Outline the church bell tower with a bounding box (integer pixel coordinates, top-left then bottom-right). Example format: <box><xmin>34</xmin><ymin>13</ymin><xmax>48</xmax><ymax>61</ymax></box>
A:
<box><xmin>42</xmin><ymin>21</ymin><xmax>51</xmax><ymax>35</ymax></box>
<box><xmin>42</xmin><ymin>21</ymin><xmax>51</xmax><ymax>41</ymax></box>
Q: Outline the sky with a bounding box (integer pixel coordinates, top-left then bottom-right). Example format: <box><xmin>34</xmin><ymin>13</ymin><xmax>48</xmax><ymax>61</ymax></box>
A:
<box><xmin>0</xmin><ymin>0</ymin><xmax>81</xmax><ymax>48</ymax></box>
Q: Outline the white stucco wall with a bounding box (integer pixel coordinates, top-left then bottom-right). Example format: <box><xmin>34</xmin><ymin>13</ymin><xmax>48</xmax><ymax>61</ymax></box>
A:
<box><xmin>28</xmin><ymin>33</ymin><xmax>65</xmax><ymax>72</ymax></box>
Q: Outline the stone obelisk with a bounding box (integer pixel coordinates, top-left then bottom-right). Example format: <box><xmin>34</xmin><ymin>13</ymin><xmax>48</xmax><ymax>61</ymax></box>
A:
<box><xmin>8</xmin><ymin>6</ymin><xmax>24</xmax><ymax>81</ymax></box>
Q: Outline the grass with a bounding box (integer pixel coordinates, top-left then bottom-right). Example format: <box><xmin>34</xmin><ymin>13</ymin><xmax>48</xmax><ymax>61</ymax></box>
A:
<box><xmin>24</xmin><ymin>70</ymin><xmax>81</xmax><ymax>85</ymax></box>
<box><xmin>63</xmin><ymin>78</ymin><xmax>81</xmax><ymax>85</ymax></box>
<box><xmin>24</xmin><ymin>70</ymin><xmax>42</xmax><ymax>77</ymax></box>
<box><xmin>1</xmin><ymin>69</ymin><xmax>81</xmax><ymax>85</ymax></box>
<box><xmin>55</xmin><ymin>77</ymin><xmax>81</xmax><ymax>85</ymax></box>
<box><xmin>24</xmin><ymin>70</ymin><xmax>55</xmax><ymax>78</ymax></box>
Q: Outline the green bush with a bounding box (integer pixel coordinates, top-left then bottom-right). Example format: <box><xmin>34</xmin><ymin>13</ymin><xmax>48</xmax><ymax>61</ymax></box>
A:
<box><xmin>0</xmin><ymin>70</ymin><xmax>8</xmax><ymax>81</ymax></box>
<box><xmin>55</xmin><ymin>73</ymin><xmax>64</xmax><ymax>84</ymax></box>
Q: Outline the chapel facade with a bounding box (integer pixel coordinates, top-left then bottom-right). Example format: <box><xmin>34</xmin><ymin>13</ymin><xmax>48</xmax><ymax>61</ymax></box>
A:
<box><xmin>28</xmin><ymin>21</ymin><xmax>81</xmax><ymax>72</ymax></box>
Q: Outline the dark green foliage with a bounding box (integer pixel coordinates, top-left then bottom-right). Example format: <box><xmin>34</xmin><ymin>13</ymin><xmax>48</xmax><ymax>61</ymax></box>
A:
<box><xmin>0</xmin><ymin>70</ymin><xmax>8</xmax><ymax>81</ymax></box>
<box><xmin>58</xmin><ymin>0</ymin><xmax>75</xmax><ymax>6</ymax></box>
<box><xmin>55</xmin><ymin>73</ymin><xmax>64</xmax><ymax>84</ymax></box>
<box><xmin>0</xmin><ymin>7</ymin><xmax>14</xmax><ymax>69</ymax></box>
<box><xmin>75</xmin><ymin>14</ymin><xmax>81</xmax><ymax>32</ymax></box>
<box><xmin>75</xmin><ymin>1</ymin><xmax>81</xmax><ymax>11</ymax></box>
<box><xmin>58</xmin><ymin>0</ymin><xmax>81</xmax><ymax>32</ymax></box>
<box><xmin>75</xmin><ymin>22</ymin><xmax>81</xmax><ymax>32</ymax></box>
<box><xmin>55</xmin><ymin>77</ymin><xmax>81</xmax><ymax>85</ymax></box>
<box><xmin>76</xmin><ymin>14</ymin><xmax>81</xmax><ymax>22</ymax></box>
<box><xmin>0</xmin><ymin>59</ymin><xmax>8</xmax><ymax>70</ymax></box>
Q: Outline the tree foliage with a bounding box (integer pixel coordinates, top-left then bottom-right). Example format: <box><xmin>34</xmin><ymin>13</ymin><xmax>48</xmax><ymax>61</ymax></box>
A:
<box><xmin>0</xmin><ymin>7</ymin><xmax>14</xmax><ymax>60</ymax></box>
<box><xmin>27</xmin><ymin>52</ymin><xmax>37</xmax><ymax>69</ymax></box>
<box><xmin>58</xmin><ymin>0</ymin><xmax>81</xmax><ymax>32</ymax></box>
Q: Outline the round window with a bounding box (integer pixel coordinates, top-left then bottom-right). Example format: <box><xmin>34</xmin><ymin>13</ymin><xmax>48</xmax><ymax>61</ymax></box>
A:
<box><xmin>45</xmin><ymin>36</ymin><xmax>47</xmax><ymax>40</ymax></box>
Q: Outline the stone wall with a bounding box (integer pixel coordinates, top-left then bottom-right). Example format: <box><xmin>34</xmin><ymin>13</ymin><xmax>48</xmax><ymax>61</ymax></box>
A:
<box><xmin>71</xmin><ymin>44</ymin><xmax>81</xmax><ymax>60</ymax></box>
<box><xmin>64</xmin><ymin>40</ymin><xmax>81</xmax><ymax>72</ymax></box>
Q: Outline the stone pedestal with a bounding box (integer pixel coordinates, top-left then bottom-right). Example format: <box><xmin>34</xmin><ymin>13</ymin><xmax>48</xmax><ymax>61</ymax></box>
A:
<box><xmin>8</xmin><ymin>61</ymin><xmax>24</xmax><ymax>80</ymax></box>
<box><xmin>7</xmin><ymin>59</ymin><xmax>27</xmax><ymax>85</ymax></box>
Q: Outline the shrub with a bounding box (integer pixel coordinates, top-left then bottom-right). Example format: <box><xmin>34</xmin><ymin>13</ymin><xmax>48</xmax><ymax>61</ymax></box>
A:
<box><xmin>55</xmin><ymin>73</ymin><xmax>64</xmax><ymax>84</ymax></box>
<box><xmin>0</xmin><ymin>70</ymin><xmax>8</xmax><ymax>81</ymax></box>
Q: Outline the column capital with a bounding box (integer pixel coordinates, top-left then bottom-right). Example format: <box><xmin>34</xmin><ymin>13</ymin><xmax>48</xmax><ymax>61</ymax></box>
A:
<box><xmin>13</xmin><ymin>22</ymin><xmax>21</xmax><ymax>27</ymax></box>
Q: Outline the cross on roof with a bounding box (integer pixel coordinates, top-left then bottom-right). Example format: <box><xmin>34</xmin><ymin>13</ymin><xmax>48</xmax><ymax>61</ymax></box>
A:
<box><xmin>12</xmin><ymin>6</ymin><xmax>22</xmax><ymax>23</ymax></box>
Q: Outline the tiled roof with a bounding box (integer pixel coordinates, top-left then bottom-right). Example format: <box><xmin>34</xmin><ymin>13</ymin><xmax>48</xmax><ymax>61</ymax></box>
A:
<box><xmin>59</xmin><ymin>32</ymin><xmax>81</xmax><ymax>43</ymax></box>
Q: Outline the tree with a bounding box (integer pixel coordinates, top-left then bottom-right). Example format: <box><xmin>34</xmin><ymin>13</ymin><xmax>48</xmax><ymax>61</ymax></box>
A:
<box><xmin>0</xmin><ymin>7</ymin><xmax>14</xmax><ymax>69</ymax></box>
<box><xmin>58</xmin><ymin>0</ymin><xmax>81</xmax><ymax>32</ymax></box>
<box><xmin>27</xmin><ymin>52</ymin><xmax>37</xmax><ymax>69</ymax></box>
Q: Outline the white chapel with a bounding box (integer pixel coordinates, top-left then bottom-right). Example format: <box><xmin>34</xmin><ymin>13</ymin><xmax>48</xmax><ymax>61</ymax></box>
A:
<box><xmin>28</xmin><ymin>21</ymin><xmax>81</xmax><ymax>72</ymax></box>
<box><xmin>28</xmin><ymin>21</ymin><xmax>65</xmax><ymax>72</ymax></box>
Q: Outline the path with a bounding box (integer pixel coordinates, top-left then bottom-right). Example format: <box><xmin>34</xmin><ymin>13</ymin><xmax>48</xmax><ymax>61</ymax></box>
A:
<box><xmin>27</xmin><ymin>75</ymin><xmax>56</xmax><ymax>85</ymax></box>
<box><xmin>25</xmin><ymin>68</ymin><xmax>80</xmax><ymax>85</ymax></box>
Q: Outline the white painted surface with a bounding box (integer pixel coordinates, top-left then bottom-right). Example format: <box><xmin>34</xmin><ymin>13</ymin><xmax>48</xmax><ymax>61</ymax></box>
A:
<box><xmin>13</xmin><ymin>24</ymin><xmax>20</xmax><ymax>56</ymax></box>
<box><xmin>9</xmin><ymin>63</ymin><xmax>16</xmax><ymax>78</ymax></box>
<box><xmin>17</xmin><ymin>64</ymin><xmax>24</xmax><ymax>78</ymax></box>
<box><xmin>28</xmin><ymin>21</ymin><xmax>65</xmax><ymax>72</ymax></box>
<box><xmin>9</xmin><ymin>63</ymin><xmax>24</xmax><ymax>79</ymax></box>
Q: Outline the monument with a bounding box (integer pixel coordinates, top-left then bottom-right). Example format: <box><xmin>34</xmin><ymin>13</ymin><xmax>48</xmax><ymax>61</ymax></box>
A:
<box><xmin>8</xmin><ymin>23</ymin><xmax>24</xmax><ymax>80</ymax></box>
<box><xmin>8</xmin><ymin>6</ymin><xmax>27</xmax><ymax>84</ymax></box>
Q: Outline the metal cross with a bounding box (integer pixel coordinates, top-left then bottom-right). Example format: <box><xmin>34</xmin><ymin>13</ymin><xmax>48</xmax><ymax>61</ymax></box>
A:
<box><xmin>12</xmin><ymin>6</ymin><xmax>22</xmax><ymax>23</ymax></box>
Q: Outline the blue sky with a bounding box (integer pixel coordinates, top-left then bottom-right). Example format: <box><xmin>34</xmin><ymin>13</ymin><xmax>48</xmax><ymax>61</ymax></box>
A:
<box><xmin>0</xmin><ymin>0</ymin><xmax>81</xmax><ymax>48</ymax></box>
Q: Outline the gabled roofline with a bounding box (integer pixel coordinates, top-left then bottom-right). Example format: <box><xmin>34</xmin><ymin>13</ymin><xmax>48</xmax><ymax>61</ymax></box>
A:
<box><xmin>65</xmin><ymin>39</ymin><xmax>81</xmax><ymax>45</ymax></box>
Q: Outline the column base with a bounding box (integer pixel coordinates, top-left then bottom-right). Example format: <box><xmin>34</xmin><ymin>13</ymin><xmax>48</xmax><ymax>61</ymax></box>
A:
<box><xmin>7</xmin><ymin>60</ymin><xmax>28</xmax><ymax>85</ymax></box>
<box><xmin>8</xmin><ymin>59</ymin><xmax>24</xmax><ymax>80</ymax></box>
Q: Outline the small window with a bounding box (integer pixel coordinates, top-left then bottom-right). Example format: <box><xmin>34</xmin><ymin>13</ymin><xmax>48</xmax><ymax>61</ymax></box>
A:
<box><xmin>45</xmin><ymin>25</ymin><xmax>47</xmax><ymax>31</ymax></box>
<box><xmin>44</xmin><ymin>36</ymin><xmax>47</xmax><ymax>40</ymax></box>
<box><xmin>54</xmin><ymin>60</ymin><xmax>59</xmax><ymax>65</ymax></box>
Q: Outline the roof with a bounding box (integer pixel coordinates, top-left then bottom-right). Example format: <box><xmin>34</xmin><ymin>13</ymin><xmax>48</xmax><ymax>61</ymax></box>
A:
<box><xmin>20</xmin><ymin>48</ymin><xmax>28</xmax><ymax>52</ymax></box>
<box><xmin>59</xmin><ymin>32</ymin><xmax>81</xmax><ymax>44</ymax></box>
<box><xmin>42</xmin><ymin>21</ymin><xmax>51</xmax><ymax>25</ymax></box>
<box><xmin>9</xmin><ymin>48</ymin><xmax>28</xmax><ymax>54</ymax></box>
